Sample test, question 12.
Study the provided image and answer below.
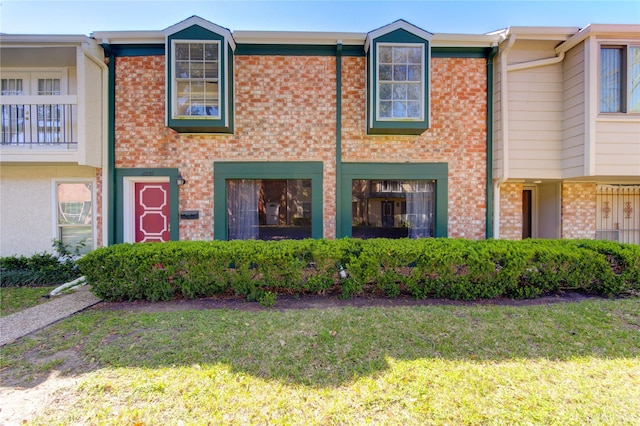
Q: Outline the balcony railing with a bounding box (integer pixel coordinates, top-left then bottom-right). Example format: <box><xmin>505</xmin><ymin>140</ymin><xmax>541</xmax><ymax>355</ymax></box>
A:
<box><xmin>0</xmin><ymin>95</ymin><xmax>78</xmax><ymax>149</ymax></box>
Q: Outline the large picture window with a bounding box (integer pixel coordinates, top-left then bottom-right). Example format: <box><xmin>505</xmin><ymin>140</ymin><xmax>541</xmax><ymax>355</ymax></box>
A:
<box><xmin>352</xmin><ymin>179</ymin><xmax>434</xmax><ymax>239</ymax></box>
<box><xmin>227</xmin><ymin>179</ymin><xmax>313</xmax><ymax>240</ymax></box>
<box><xmin>173</xmin><ymin>41</ymin><xmax>220</xmax><ymax>118</ymax></box>
<box><xmin>56</xmin><ymin>182</ymin><xmax>93</xmax><ymax>254</ymax></box>
<box><xmin>600</xmin><ymin>45</ymin><xmax>640</xmax><ymax>113</ymax></box>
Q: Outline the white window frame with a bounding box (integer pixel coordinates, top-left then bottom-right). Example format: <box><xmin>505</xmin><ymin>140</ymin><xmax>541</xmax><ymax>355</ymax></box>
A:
<box><xmin>376</xmin><ymin>43</ymin><xmax>425</xmax><ymax>122</ymax></box>
<box><xmin>52</xmin><ymin>178</ymin><xmax>96</xmax><ymax>253</ymax></box>
<box><xmin>170</xmin><ymin>40</ymin><xmax>221</xmax><ymax>120</ymax></box>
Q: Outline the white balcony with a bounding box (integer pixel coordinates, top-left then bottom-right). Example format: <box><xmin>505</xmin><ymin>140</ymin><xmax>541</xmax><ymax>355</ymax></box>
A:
<box><xmin>0</xmin><ymin>95</ymin><xmax>83</xmax><ymax>163</ymax></box>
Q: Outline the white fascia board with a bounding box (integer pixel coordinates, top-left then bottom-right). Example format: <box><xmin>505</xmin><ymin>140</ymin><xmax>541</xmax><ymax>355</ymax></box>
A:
<box><xmin>432</xmin><ymin>33</ymin><xmax>502</xmax><ymax>48</ymax></box>
<box><xmin>504</xmin><ymin>26</ymin><xmax>581</xmax><ymax>41</ymax></box>
<box><xmin>556</xmin><ymin>24</ymin><xmax>640</xmax><ymax>53</ymax></box>
<box><xmin>92</xmin><ymin>30</ymin><xmax>165</xmax><ymax>45</ymax></box>
<box><xmin>0</xmin><ymin>34</ymin><xmax>91</xmax><ymax>45</ymax></box>
<box><xmin>234</xmin><ymin>31</ymin><xmax>365</xmax><ymax>45</ymax></box>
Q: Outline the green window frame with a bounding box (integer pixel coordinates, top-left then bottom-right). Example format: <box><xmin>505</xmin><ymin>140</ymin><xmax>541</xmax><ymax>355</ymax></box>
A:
<box><xmin>165</xmin><ymin>18</ymin><xmax>235</xmax><ymax>133</ymax></box>
<box><xmin>366</xmin><ymin>21</ymin><xmax>432</xmax><ymax>135</ymax></box>
<box><xmin>213</xmin><ymin>162</ymin><xmax>324</xmax><ymax>240</ymax></box>
<box><xmin>339</xmin><ymin>163</ymin><xmax>448</xmax><ymax>238</ymax></box>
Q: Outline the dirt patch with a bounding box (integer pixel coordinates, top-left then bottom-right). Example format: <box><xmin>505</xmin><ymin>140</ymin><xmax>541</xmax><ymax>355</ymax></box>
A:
<box><xmin>92</xmin><ymin>291</ymin><xmax>603</xmax><ymax>313</ymax></box>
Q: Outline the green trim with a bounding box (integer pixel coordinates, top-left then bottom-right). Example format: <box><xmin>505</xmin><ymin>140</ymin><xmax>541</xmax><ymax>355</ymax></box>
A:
<box><xmin>336</xmin><ymin>42</ymin><xmax>343</xmax><ymax>238</ymax></box>
<box><xmin>339</xmin><ymin>163</ymin><xmax>449</xmax><ymax>238</ymax></box>
<box><xmin>367</xmin><ymin>30</ymin><xmax>431</xmax><ymax>135</ymax></box>
<box><xmin>108</xmin><ymin>44</ymin><xmax>164</xmax><ymax>57</ymax></box>
<box><xmin>432</xmin><ymin>47</ymin><xmax>493</xmax><ymax>58</ymax></box>
<box><xmin>166</xmin><ymin>26</ymin><xmax>233</xmax><ymax>134</ymax></box>
<box><xmin>235</xmin><ymin>44</ymin><xmax>365</xmax><ymax>56</ymax></box>
<box><xmin>213</xmin><ymin>162</ymin><xmax>324</xmax><ymax>240</ymax></box>
<box><xmin>113</xmin><ymin>168</ymin><xmax>180</xmax><ymax>244</ymax></box>
<box><xmin>103</xmin><ymin>44</ymin><xmax>116</xmax><ymax>246</ymax></box>
<box><xmin>485</xmin><ymin>46</ymin><xmax>498</xmax><ymax>239</ymax></box>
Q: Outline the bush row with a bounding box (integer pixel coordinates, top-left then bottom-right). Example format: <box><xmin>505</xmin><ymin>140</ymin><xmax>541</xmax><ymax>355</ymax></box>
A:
<box><xmin>1</xmin><ymin>253</ymin><xmax>80</xmax><ymax>287</ymax></box>
<box><xmin>78</xmin><ymin>238</ymin><xmax>640</xmax><ymax>302</ymax></box>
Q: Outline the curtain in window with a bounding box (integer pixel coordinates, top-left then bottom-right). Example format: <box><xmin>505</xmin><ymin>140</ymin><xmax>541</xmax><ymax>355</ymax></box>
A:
<box><xmin>227</xmin><ymin>179</ymin><xmax>259</xmax><ymax>240</ymax></box>
<box><xmin>601</xmin><ymin>48</ymin><xmax>622</xmax><ymax>113</ymax></box>
<box><xmin>406</xmin><ymin>180</ymin><xmax>434</xmax><ymax>238</ymax></box>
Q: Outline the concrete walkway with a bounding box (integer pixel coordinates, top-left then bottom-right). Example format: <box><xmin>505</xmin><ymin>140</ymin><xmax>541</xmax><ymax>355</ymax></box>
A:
<box><xmin>0</xmin><ymin>286</ymin><xmax>101</xmax><ymax>346</ymax></box>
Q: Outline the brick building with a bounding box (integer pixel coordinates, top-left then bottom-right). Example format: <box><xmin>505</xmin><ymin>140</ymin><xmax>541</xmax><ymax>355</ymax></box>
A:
<box><xmin>95</xmin><ymin>16</ymin><xmax>498</xmax><ymax>243</ymax></box>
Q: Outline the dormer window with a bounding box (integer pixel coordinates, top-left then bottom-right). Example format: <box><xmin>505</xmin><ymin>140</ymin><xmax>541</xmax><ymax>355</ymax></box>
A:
<box><xmin>165</xmin><ymin>16</ymin><xmax>235</xmax><ymax>133</ymax></box>
<box><xmin>173</xmin><ymin>41</ymin><xmax>221</xmax><ymax>119</ymax></box>
<box><xmin>366</xmin><ymin>20</ymin><xmax>432</xmax><ymax>135</ymax></box>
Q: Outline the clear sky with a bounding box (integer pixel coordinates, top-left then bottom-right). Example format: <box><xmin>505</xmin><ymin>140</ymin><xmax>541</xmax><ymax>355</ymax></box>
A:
<box><xmin>1</xmin><ymin>0</ymin><xmax>639</xmax><ymax>36</ymax></box>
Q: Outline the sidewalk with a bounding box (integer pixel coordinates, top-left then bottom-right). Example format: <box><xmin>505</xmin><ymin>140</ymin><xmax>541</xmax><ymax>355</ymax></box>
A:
<box><xmin>0</xmin><ymin>286</ymin><xmax>101</xmax><ymax>346</ymax></box>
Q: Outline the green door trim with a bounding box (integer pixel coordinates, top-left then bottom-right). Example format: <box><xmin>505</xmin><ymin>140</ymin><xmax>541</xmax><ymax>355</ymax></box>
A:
<box><xmin>213</xmin><ymin>161</ymin><xmax>324</xmax><ymax>240</ymax></box>
<box><xmin>114</xmin><ymin>168</ymin><xmax>180</xmax><ymax>244</ymax></box>
<box><xmin>340</xmin><ymin>162</ymin><xmax>448</xmax><ymax>238</ymax></box>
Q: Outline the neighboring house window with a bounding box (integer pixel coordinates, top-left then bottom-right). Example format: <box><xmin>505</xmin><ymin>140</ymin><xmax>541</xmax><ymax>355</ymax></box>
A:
<box><xmin>352</xmin><ymin>179</ymin><xmax>435</xmax><ymax>239</ymax></box>
<box><xmin>56</xmin><ymin>182</ymin><xmax>94</xmax><ymax>254</ymax></box>
<box><xmin>596</xmin><ymin>185</ymin><xmax>640</xmax><ymax>244</ymax></box>
<box><xmin>600</xmin><ymin>45</ymin><xmax>640</xmax><ymax>113</ymax></box>
<box><xmin>173</xmin><ymin>41</ymin><xmax>220</xmax><ymax>119</ymax></box>
<box><xmin>227</xmin><ymin>179</ymin><xmax>313</xmax><ymax>240</ymax></box>
<box><xmin>1</xmin><ymin>72</ymin><xmax>66</xmax><ymax>145</ymax></box>
<box><xmin>377</xmin><ymin>44</ymin><xmax>424</xmax><ymax>120</ymax></box>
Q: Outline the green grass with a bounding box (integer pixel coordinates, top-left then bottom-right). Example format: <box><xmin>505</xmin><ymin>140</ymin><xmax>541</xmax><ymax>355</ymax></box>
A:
<box><xmin>0</xmin><ymin>286</ymin><xmax>56</xmax><ymax>317</ymax></box>
<box><xmin>2</xmin><ymin>298</ymin><xmax>639</xmax><ymax>425</ymax></box>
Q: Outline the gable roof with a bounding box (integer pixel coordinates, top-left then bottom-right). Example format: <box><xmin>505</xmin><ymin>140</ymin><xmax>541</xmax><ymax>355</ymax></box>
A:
<box><xmin>365</xmin><ymin>19</ymin><xmax>434</xmax><ymax>52</ymax></box>
<box><xmin>163</xmin><ymin>15</ymin><xmax>236</xmax><ymax>50</ymax></box>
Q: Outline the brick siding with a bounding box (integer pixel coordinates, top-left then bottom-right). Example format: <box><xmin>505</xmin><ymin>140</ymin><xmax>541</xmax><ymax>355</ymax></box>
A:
<box><xmin>114</xmin><ymin>54</ymin><xmax>488</xmax><ymax>240</ymax></box>
<box><xmin>562</xmin><ymin>182</ymin><xmax>596</xmax><ymax>239</ymax></box>
<box><xmin>498</xmin><ymin>182</ymin><xmax>523</xmax><ymax>240</ymax></box>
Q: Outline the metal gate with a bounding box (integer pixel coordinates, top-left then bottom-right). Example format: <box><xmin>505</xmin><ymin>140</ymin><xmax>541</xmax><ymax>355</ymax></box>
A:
<box><xmin>596</xmin><ymin>185</ymin><xmax>640</xmax><ymax>244</ymax></box>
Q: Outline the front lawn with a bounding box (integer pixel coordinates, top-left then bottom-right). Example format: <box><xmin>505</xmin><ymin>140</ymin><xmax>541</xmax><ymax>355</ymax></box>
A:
<box><xmin>0</xmin><ymin>286</ymin><xmax>56</xmax><ymax>317</ymax></box>
<box><xmin>2</xmin><ymin>298</ymin><xmax>638</xmax><ymax>424</ymax></box>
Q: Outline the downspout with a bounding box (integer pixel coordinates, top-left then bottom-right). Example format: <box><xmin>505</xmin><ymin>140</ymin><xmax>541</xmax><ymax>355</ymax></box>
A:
<box><xmin>485</xmin><ymin>45</ymin><xmax>498</xmax><ymax>239</ymax></box>
<box><xmin>101</xmin><ymin>41</ymin><xmax>116</xmax><ymax>245</ymax></box>
<box><xmin>82</xmin><ymin>43</ymin><xmax>109</xmax><ymax>248</ymax></box>
<box><xmin>335</xmin><ymin>41</ymin><xmax>343</xmax><ymax>238</ymax></box>
<box><xmin>493</xmin><ymin>34</ymin><xmax>516</xmax><ymax>239</ymax></box>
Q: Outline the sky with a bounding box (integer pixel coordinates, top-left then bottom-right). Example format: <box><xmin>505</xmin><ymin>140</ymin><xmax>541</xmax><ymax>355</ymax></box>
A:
<box><xmin>1</xmin><ymin>0</ymin><xmax>639</xmax><ymax>36</ymax></box>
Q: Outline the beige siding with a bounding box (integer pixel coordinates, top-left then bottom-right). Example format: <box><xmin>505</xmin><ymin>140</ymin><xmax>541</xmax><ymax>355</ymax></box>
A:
<box><xmin>507</xmin><ymin>61</ymin><xmax>563</xmax><ymax>179</ymax></box>
<box><xmin>595</xmin><ymin>119</ymin><xmax>640</xmax><ymax>176</ymax></box>
<box><xmin>562</xmin><ymin>42</ymin><xmax>586</xmax><ymax>178</ymax></box>
<box><xmin>80</xmin><ymin>52</ymin><xmax>105</xmax><ymax>168</ymax></box>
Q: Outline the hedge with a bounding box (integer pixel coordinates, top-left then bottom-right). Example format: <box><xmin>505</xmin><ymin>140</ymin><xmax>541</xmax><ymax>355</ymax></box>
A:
<box><xmin>77</xmin><ymin>238</ymin><xmax>640</xmax><ymax>303</ymax></box>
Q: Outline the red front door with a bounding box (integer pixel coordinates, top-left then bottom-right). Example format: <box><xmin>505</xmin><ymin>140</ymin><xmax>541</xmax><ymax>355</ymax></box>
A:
<box><xmin>135</xmin><ymin>182</ymin><xmax>170</xmax><ymax>242</ymax></box>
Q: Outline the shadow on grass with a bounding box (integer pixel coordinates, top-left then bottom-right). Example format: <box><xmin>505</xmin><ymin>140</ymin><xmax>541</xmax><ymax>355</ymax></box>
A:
<box><xmin>2</xmin><ymin>298</ymin><xmax>639</xmax><ymax>388</ymax></box>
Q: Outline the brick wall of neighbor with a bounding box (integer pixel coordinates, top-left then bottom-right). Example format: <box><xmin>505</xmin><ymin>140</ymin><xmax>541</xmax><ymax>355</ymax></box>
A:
<box><xmin>562</xmin><ymin>182</ymin><xmax>596</xmax><ymax>239</ymax></box>
<box><xmin>498</xmin><ymin>182</ymin><xmax>523</xmax><ymax>240</ymax></box>
<box><xmin>114</xmin><ymin>54</ymin><xmax>488</xmax><ymax>240</ymax></box>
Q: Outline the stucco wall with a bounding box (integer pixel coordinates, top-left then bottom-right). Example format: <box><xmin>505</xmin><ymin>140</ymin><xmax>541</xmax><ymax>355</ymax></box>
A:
<box><xmin>0</xmin><ymin>165</ymin><xmax>98</xmax><ymax>256</ymax></box>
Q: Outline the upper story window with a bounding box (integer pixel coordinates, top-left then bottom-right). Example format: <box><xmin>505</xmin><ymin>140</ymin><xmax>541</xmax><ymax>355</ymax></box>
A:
<box><xmin>164</xmin><ymin>17</ymin><xmax>235</xmax><ymax>133</ymax></box>
<box><xmin>377</xmin><ymin>44</ymin><xmax>424</xmax><ymax>120</ymax></box>
<box><xmin>365</xmin><ymin>20</ymin><xmax>432</xmax><ymax>135</ymax></box>
<box><xmin>173</xmin><ymin>41</ymin><xmax>220</xmax><ymax>119</ymax></box>
<box><xmin>600</xmin><ymin>45</ymin><xmax>640</xmax><ymax>114</ymax></box>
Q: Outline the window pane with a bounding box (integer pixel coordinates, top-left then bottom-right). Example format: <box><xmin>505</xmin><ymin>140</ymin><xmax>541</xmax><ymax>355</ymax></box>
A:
<box><xmin>379</xmin><ymin>64</ymin><xmax>392</xmax><ymax>81</ymax></box>
<box><xmin>393</xmin><ymin>65</ymin><xmax>407</xmax><ymax>81</ymax></box>
<box><xmin>408</xmin><ymin>47</ymin><xmax>422</xmax><ymax>63</ymax></box>
<box><xmin>379</xmin><ymin>83</ymin><xmax>392</xmax><ymax>100</ymax></box>
<box><xmin>392</xmin><ymin>84</ymin><xmax>407</xmax><ymax>100</ymax></box>
<box><xmin>407</xmin><ymin>84</ymin><xmax>421</xmax><ymax>100</ymax></box>
<box><xmin>393</xmin><ymin>47</ymin><xmax>407</xmax><ymax>63</ymax></box>
<box><xmin>629</xmin><ymin>47</ymin><xmax>640</xmax><ymax>113</ymax></box>
<box><xmin>379</xmin><ymin>101</ymin><xmax>392</xmax><ymax>118</ymax></box>
<box><xmin>227</xmin><ymin>179</ymin><xmax>312</xmax><ymax>241</ymax></box>
<box><xmin>601</xmin><ymin>47</ymin><xmax>622</xmax><ymax>113</ymax></box>
<box><xmin>57</xmin><ymin>182</ymin><xmax>93</xmax><ymax>253</ymax></box>
<box><xmin>407</xmin><ymin>101</ymin><xmax>421</xmax><ymax>118</ymax></box>
<box><xmin>379</xmin><ymin>46</ymin><xmax>392</xmax><ymax>63</ymax></box>
<box><xmin>408</xmin><ymin>65</ymin><xmax>422</xmax><ymax>81</ymax></box>
<box><xmin>173</xmin><ymin>42</ymin><xmax>220</xmax><ymax>119</ymax></box>
<box><xmin>392</xmin><ymin>101</ymin><xmax>407</xmax><ymax>117</ymax></box>
<box><xmin>352</xmin><ymin>179</ymin><xmax>434</xmax><ymax>239</ymax></box>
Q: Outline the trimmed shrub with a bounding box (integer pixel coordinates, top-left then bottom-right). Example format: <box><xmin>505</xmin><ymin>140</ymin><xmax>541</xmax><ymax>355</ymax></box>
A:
<box><xmin>1</xmin><ymin>251</ymin><xmax>81</xmax><ymax>288</ymax></box>
<box><xmin>77</xmin><ymin>238</ymin><xmax>640</xmax><ymax>302</ymax></box>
